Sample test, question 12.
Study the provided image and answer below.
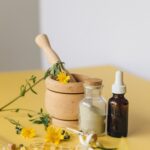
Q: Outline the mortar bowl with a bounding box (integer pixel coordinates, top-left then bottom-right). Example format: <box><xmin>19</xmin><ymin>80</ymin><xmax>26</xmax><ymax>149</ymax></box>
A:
<box><xmin>45</xmin><ymin>74</ymin><xmax>89</xmax><ymax>121</ymax></box>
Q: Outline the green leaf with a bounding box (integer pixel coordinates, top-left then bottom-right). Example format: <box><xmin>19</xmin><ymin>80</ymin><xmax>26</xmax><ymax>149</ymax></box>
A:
<box><xmin>5</xmin><ymin>118</ymin><xmax>23</xmax><ymax>135</ymax></box>
<box><xmin>48</xmin><ymin>61</ymin><xmax>65</xmax><ymax>78</ymax></box>
<box><xmin>33</xmin><ymin>120</ymin><xmax>43</xmax><ymax>124</ymax></box>
<box><xmin>5</xmin><ymin>118</ymin><xmax>19</xmax><ymax>126</ymax></box>
<box><xmin>40</xmin><ymin>117</ymin><xmax>49</xmax><ymax>127</ymax></box>
<box><xmin>44</xmin><ymin>68</ymin><xmax>51</xmax><ymax>79</ymax></box>
<box><xmin>26</xmin><ymin>80</ymin><xmax>37</xmax><ymax>95</ymax></box>
<box><xmin>27</xmin><ymin>113</ymin><xmax>33</xmax><ymax>118</ymax></box>
<box><xmin>29</xmin><ymin>119</ymin><xmax>36</xmax><ymax>121</ymax></box>
<box><xmin>16</xmin><ymin>126</ymin><xmax>22</xmax><ymax>134</ymax></box>
<box><xmin>20</xmin><ymin>85</ymin><xmax>26</xmax><ymax>96</ymax></box>
<box><xmin>30</xmin><ymin>88</ymin><xmax>37</xmax><ymax>95</ymax></box>
<box><xmin>28</xmin><ymin>108</ymin><xmax>51</xmax><ymax>129</ymax></box>
<box><xmin>50</xmin><ymin>68</ymin><xmax>55</xmax><ymax>76</ymax></box>
<box><xmin>40</xmin><ymin>108</ymin><xmax>43</xmax><ymax>113</ymax></box>
<box><xmin>15</xmin><ymin>108</ymin><xmax>20</xmax><ymax>112</ymax></box>
<box><xmin>10</xmin><ymin>120</ymin><xmax>18</xmax><ymax>125</ymax></box>
<box><xmin>29</xmin><ymin>75</ymin><xmax>37</xmax><ymax>84</ymax></box>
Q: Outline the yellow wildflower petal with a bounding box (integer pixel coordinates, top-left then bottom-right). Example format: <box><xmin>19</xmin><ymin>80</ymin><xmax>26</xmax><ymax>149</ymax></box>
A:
<box><xmin>56</xmin><ymin>72</ymin><xmax>70</xmax><ymax>84</ymax></box>
<box><xmin>60</xmin><ymin>134</ymin><xmax>65</xmax><ymax>140</ymax></box>
<box><xmin>64</xmin><ymin>76</ymin><xmax>70</xmax><ymax>83</ymax></box>
<box><xmin>21</xmin><ymin>128</ymin><xmax>36</xmax><ymax>139</ymax></box>
<box><xmin>45</xmin><ymin>126</ymin><xmax>63</xmax><ymax>145</ymax></box>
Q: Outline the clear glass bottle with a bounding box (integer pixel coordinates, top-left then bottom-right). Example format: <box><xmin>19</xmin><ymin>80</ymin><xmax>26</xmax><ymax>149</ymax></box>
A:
<box><xmin>79</xmin><ymin>78</ymin><xmax>106</xmax><ymax>135</ymax></box>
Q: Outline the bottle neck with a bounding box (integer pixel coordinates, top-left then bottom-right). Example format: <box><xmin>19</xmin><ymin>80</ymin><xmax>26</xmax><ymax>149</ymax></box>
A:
<box><xmin>84</xmin><ymin>86</ymin><xmax>102</xmax><ymax>98</ymax></box>
<box><xmin>112</xmin><ymin>93</ymin><xmax>125</xmax><ymax>98</ymax></box>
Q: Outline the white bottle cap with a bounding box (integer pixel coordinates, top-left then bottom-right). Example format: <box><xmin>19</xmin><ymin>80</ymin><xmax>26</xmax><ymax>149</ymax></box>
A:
<box><xmin>112</xmin><ymin>71</ymin><xmax>126</xmax><ymax>94</ymax></box>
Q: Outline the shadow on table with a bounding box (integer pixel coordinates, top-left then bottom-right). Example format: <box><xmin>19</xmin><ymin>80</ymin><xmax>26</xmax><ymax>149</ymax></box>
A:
<box><xmin>129</xmin><ymin>111</ymin><xmax>150</xmax><ymax>136</ymax></box>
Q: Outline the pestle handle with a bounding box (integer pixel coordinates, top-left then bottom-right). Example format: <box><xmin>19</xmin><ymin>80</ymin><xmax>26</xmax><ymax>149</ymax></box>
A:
<box><xmin>35</xmin><ymin>34</ymin><xmax>61</xmax><ymax>65</ymax></box>
<box><xmin>35</xmin><ymin>34</ymin><xmax>76</xmax><ymax>82</ymax></box>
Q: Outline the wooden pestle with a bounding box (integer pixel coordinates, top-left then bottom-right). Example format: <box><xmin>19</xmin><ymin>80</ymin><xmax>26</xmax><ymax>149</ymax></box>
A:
<box><xmin>35</xmin><ymin>34</ymin><xmax>76</xmax><ymax>82</ymax></box>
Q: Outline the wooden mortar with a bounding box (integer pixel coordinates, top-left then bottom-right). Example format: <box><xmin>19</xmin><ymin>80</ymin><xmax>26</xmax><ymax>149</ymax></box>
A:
<box><xmin>35</xmin><ymin>34</ymin><xmax>89</xmax><ymax>128</ymax></box>
<box><xmin>45</xmin><ymin>73</ymin><xmax>89</xmax><ymax>121</ymax></box>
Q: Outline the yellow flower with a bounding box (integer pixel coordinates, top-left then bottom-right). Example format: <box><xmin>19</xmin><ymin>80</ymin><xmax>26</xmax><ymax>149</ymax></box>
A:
<box><xmin>56</xmin><ymin>72</ymin><xmax>70</xmax><ymax>83</ymax></box>
<box><xmin>21</xmin><ymin>128</ymin><xmax>36</xmax><ymax>139</ymax></box>
<box><xmin>45</xmin><ymin>126</ymin><xmax>64</xmax><ymax>145</ymax></box>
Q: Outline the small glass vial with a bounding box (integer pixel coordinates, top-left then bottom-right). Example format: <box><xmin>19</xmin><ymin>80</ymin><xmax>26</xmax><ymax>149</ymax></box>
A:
<box><xmin>79</xmin><ymin>78</ymin><xmax>106</xmax><ymax>135</ymax></box>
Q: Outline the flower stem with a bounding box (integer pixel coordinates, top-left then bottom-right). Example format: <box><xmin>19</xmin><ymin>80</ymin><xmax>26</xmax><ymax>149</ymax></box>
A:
<box><xmin>0</xmin><ymin>77</ymin><xmax>44</xmax><ymax>111</ymax></box>
<box><xmin>1</xmin><ymin>108</ymin><xmax>37</xmax><ymax>113</ymax></box>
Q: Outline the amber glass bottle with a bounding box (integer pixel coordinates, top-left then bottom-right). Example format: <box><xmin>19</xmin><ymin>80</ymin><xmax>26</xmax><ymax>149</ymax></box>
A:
<box><xmin>107</xmin><ymin>71</ymin><xmax>129</xmax><ymax>137</ymax></box>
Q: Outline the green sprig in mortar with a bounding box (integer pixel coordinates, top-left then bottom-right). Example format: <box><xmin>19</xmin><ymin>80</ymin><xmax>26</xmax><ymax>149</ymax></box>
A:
<box><xmin>0</xmin><ymin>61</ymin><xmax>64</xmax><ymax>112</ymax></box>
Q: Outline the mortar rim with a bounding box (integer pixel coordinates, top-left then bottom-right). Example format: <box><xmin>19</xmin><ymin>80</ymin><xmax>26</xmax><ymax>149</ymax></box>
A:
<box><xmin>45</xmin><ymin>73</ymin><xmax>89</xmax><ymax>93</ymax></box>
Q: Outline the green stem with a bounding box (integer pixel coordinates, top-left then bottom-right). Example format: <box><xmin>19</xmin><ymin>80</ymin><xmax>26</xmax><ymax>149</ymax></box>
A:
<box><xmin>0</xmin><ymin>95</ymin><xmax>22</xmax><ymax>111</ymax></box>
<box><xmin>1</xmin><ymin>108</ymin><xmax>37</xmax><ymax>113</ymax></box>
<box><xmin>0</xmin><ymin>77</ymin><xmax>44</xmax><ymax>111</ymax></box>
